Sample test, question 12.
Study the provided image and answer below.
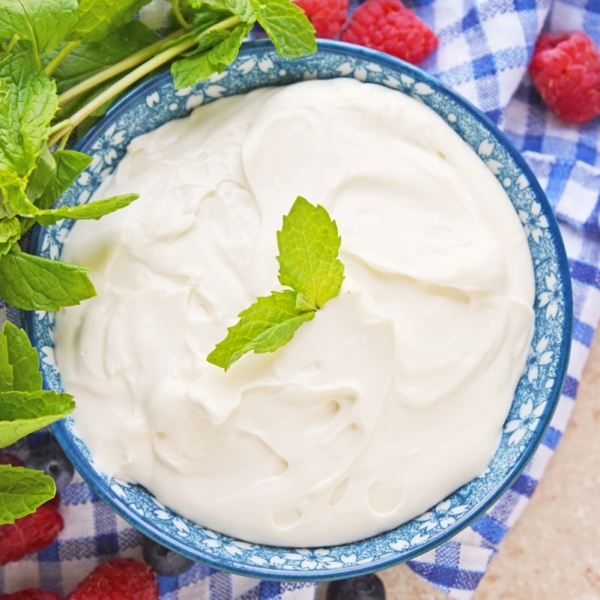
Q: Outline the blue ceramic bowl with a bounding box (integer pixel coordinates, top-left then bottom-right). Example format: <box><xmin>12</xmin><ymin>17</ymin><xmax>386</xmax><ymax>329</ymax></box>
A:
<box><xmin>26</xmin><ymin>40</ymin><xmax>572</xmax><ymax>580</ymax></box>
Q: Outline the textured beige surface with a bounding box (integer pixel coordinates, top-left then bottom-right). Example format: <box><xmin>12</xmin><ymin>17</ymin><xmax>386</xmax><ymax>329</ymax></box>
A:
<box><xmin>320</xmin><ymin>330</ymin><xmax>600</xmax><ymax>600</ymax></box>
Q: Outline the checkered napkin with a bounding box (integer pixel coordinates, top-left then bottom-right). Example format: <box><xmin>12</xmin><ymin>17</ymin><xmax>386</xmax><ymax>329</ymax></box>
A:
<box><xmin>2</xmin><ymin>0</ymin><xmax>600</xmax><ymax>598</ymax></box>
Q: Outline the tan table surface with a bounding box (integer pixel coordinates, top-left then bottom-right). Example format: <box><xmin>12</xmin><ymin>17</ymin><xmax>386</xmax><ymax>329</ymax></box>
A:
<box><xmin>320</xmin><ymin>329</ymin><xmax>600</xmax><ymax>600</ymax></box>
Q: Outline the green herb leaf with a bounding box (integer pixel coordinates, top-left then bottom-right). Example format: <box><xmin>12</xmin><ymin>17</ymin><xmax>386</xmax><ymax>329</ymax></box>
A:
<box><xmin>0</xmin><ymin>216</ymin><xmax>20</xmax><ymax>258</ymax></box>
<box><xmin>207</xmin><ymin>290</ymin><xmax>315</xmax><ymax>370</ymax></box>
<box><xmin>0</xmin><ymin>48</ymin><xmax>58</xmax><ymax>187</ymax></box>
<box><xmin>277</xmin><ymin>196</ymin><xmax>344</xmax><ymax>309</ymax></box>
<box><xmin>0</xmin><ymin>465</ymin><xmax>56</xmax><ymax>525</ymax></box>
<box><xmin>208</xmin><ymin>198</ymin><xmax>344</xmax><ymax>370</ymax></box>
<box><xmin>249</xmin><ymin>0</ymin><xmax>316</xmax><ymax>58</ymax></box>
<box><xmin>26</xmin><ymin>145</ymin><xmax>56</xmax><ymax>204</ymax></box>
<box><xmin>172</xmin><ymin>23</ymin><xmax>250</xmax><ymax>89</ymax></box>
<box><xmin>35</xmin><ymin>150</ymin><xmax>93</xmax><ymax>211</ymax></box>
<box><xmin>0</xmin><ymin>247</ymin><xmax>96</xmax><ymax>311</ymax></box>
<box><xmin>35</xmin><ymin>193</ymin><xmax>138</xmax><ymax>225</ymax></box>
<box><xmin>0</xmin><ymin>0</ymin><xmax>79</xmax><ymax>64</ymax></box>
<box><xmin>2</xmin><ymin>321</ymin><xmax>43</xmax><ymax>392</ymax></box>
<box><xmin>0</xmin><ymin>332</ymin><xmax>13</xmax><ymax>392</ymax></box>
<box><xmin>68</xmin><ymin>0</ymin><xmax>154</xmax><ymax>44</ymax></box>
<box><xmin>1</xmin><ymin>178</ymin><xmax>39</xmax><ymax>218</ymax></box>
<box><xmin>50</xmin><ymin>21</ymin><xmax>157</xmax><ymax>94</ymax></box>
<box><xmin>0</xmin><ymin>389</ymin><xmax>74</xmax><ymax>447</ymax></box>
<box><xmin>196</xmin><ymin>0</ymin><xmax>256</xmax><ymax>22</ymax></box>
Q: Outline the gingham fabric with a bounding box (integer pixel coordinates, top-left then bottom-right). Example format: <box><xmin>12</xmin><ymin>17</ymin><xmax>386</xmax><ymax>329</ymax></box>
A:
<box><xmin>1</xmin><ymin>0</ymin><xmax>599</xmax><ymax>598</ymax></box>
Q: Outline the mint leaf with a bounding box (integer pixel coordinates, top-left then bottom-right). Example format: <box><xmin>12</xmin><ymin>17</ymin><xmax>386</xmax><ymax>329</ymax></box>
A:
<box><xmin>250</xmin><ymin>0</ymin><xmax>316</xmax><ymax>59</ymax></box>
<box><xmin>0</xmin><ymin>0</ymin><xmax>79</xmax><ymax>62</ymax></box>
<box><xmin>0</xmin><ymin>465</ymin><xmax>56</xmax><ymax>525</ymax></box>
<box><xmin>0</xmin><ymin>390</ymin><xmax>74</xmax><ymax>447</ymax></box>
<box><xmin>196</xmin><ymin>0</ymin><xmax>256</xmax><ymax>22</ymax></box>
<box><xmin>277</xmin><ymin>196</ymin><xmax>344</xmax><ymax>309</ymax></box>
<box><xmin>0</xmin><ymin>48</ymin><xmax>58</xmax><ymax>183</ymax></box>
<box><xmin>208</xmin><ymin>198</ymin><xmax>345</xmax><ymax>370</ymax></box>
<box><xmin>34</xmin><ymin>193</ymin><xmax>138</xmax><ymax>225</ymax></box>
<box><xmin>21</xmin><ymin>149</ymin><xmax>92</xmax><ymax>237</ymax></box>
<box><xmin>68</xmin><ymin>0</ymin><xmax>154</xmax><ymax>44</ymax></box>
<box><xmin>0</xmin><ymin>216</ymin><xmax>20</xmax><ymax>257</ymax></box>
<box><xmin>26</xmin><ymin>145</ymin><xmax>56</xmax><ymax>204</ymax></box>
<box><xmin>1</xmin><ymin>178</ymin><xmax>39</xmax><ymax>218</ymax></box>
<box><xmin>50</xmin><ymin>21</ymin><xmax>157</xmax><ymax>94</ymax></box>
<box><xmin>172</xmin><ymin>23</ymin><xmax>250</xmax><ymax>89</ymax></box>
<box><xmin>0</xmin><ymin>332</ymin><xmax>13</xmax><ymax>392</ymax></box>
<box><xmin>207</xmin><ymin>290</ymin><xmax>315</xmax><ymax>370</ymax></box>
<box><xmin>2</xmin><ymin>322</ymin><xmax>43</xmax><ymax>392</ymax></box>
<box><xmin>34</xmin><ymin>150</ymin><xmax>93</xmax><ymax>211</ymax></box>
<box><xmin>0</xmin><ymin>247</ymin><xmax>96</xmax><ymax>311</ymax></box>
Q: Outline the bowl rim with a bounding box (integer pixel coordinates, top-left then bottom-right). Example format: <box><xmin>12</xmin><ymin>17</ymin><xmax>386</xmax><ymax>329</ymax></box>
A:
<box><xmin>25</xmin><ymin>38</ymin><xmax>573</xmax><ymax>581</ymax></box>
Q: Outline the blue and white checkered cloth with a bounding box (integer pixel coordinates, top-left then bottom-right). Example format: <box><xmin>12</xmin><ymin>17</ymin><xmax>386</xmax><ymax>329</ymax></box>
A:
<box><xmin>2</xmin><ymin>0</ymin><xmax>600</xmax><ymax>598</ymax></box>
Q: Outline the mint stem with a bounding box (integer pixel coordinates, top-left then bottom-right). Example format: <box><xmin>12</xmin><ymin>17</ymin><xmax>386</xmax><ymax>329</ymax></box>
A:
<box><xmin>172</xmin><ymin>0</ymin><xmax>192</xmax><ymax>31</ymax></box>
<box><xmin>58</xmin><ymin>29</ymin><xmax>186</xmax><ymax>108</ymax></box>
<box><xmin>48</xmin><ymin>15</ymin><xmax>242</xmax><ymax>147</ymax></box>
<box><xmin>44</xmin><ymin>41</ymin><xmax>81</xmax><ymax>77</ymax></box>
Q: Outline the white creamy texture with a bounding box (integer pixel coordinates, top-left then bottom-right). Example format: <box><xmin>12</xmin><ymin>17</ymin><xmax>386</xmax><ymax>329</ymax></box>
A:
<box><xmin>54</xmin><ymin>78</ymin><xmax>535</xmax><ymax>547</ymax></box>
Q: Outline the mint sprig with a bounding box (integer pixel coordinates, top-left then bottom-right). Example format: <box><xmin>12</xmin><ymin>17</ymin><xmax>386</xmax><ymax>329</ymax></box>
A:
<box><xmin>0</xmin><ymin>322</ymin><xmax>74</xmax><ymax>524</ymax></box>
<box><xmin>207</xmin><ymin>197</ymin><xmax>345</xmax><ymax>371</ymax></box>
<box><xmin>0</xmin><ymin>465</ymin><xmax>56</xmax><ymax>524</ymax></box>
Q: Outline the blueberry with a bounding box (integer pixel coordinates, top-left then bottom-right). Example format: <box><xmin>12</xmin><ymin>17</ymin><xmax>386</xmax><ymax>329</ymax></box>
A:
<box><xmin>142</xmin><ymin>535</ymin><xmax>195</xmax><ymax>577</ymax></box>
<box><xmin>327</xmin><ymin>574</ymin><xmax>386</xmax><ymax>600</ymax></box>
<box><xmin>25</xmin><ymin>440</ymin><xmax>74</xmax><ymax>492</ymax></box>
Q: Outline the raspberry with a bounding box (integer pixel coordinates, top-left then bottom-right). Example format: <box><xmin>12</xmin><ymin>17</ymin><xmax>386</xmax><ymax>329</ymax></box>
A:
<box><xmin>529</xmin><ymin>31</ymin><xmax>600</xmax><ymax>124</ymax></box>
<box><xmin>67</xmin><ymin>558</ymin><xmax>158</xmax><ymax>600</ymax></box>
<box><xmin>0</xmin><ymin>451</ymin><xmax>63</xmax><ymax>564</ymax></box>
<box><xmin>0</xmin><ymin>452</ymin><xmax>24</xmax><ymax>467</ymax></box>
<box><xmin>341</xmin><ymin>0</ymin><xmax>438</xmax><ymax>65</ymax></box>
<box><xmin>0</xmin><ymin>501</ymin><xmax>63</xmax><ymax>565</ymax></box>
<box><xmin>295</xmin><ymin>0</ymin><xmax>348</xmax><ymax>39</ymax></box>
<box><xmin>0</xmin><ymin>590</ymin><xmax>63</xmax><ymax>600</ymax></box>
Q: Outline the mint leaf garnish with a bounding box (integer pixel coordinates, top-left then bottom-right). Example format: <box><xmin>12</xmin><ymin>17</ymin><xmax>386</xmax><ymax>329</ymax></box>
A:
<box><xmin>0</xmin><ymin>465</ymin><xmax>56</xmax><ymax>525</ymax></box>
<box><xmin>0</xmin><ymin>49</ymin><xmax>58</xmax><ymax>181</ymax></box>
<box><xmin>0</xmin><ymin>247</ymin><xmax>96</xmax><ymax>311</ymax></box>
<box><xmin>207</xmin><ymin>197</ymin><xmax>344</xmax><ymax>370</ymax></box>
<box><xmin>277</xmin><ymin>195</ymin><xmax>344</xmax><ymax>309</ymax></box>
<box><xmin>2</xmin><ymin>322</ymin><xmax>43</xmax><ymax>392</ymax></box>
<box><xmin>33</xmin><ymin>150</ymin><xmax>94</xmax><ymax>211</ymax></box>
<box><xmin>250</xmin><ymin>0</ymin><xmax>316</xmax><ymax>59</ymax></box>
<box><xmin>34</xmin><ymin>193</ymin><xmax>138</xmax><ymax>225</ymax></box>
<box><xmin>207</xmin><ymin>290</ymin><xmax>315</xmax><ymax>370</ymax></box>
<box><xmin>171</xmin><ymin>23</ymin><xmax>250</xmax><ymax>89</ymax></box>
<box><xmin>0</xmin><ymin>216</ymin><xmax>20</xmax><ymax>258</ymax></box>
<box><xmin>0</xmin><ymin>331</ymin><xmax>12</xmax><ymax>392</ymax></box>
<box><xmin>68</xmin><ymin>0</ymin><xmax>153</xmax><ymax>44</ymax></box>
<box><xmin>0</xmin><ymin>323</ymin><xmax>73</xmax><ymax>505</ymax></box>
<box><xmin>0</xmin><ymin>0</ymin><xmax>79</xmax><ymax>62</ymax></box>
<box><xmin>0</xmin><ymin>390</ymin><xmax>75</xmax><ymax>447</ymax></box>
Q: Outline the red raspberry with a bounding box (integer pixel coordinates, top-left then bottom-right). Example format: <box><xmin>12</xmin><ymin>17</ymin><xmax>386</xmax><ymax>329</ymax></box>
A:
<box><xmin>295</xmin><ymin>0</ymin><xmax>349</xmax><ymax>38</ymax></box>
<box><xmin>0</xmin><ymin>502</ymin><xmax>63</xmax><ymax>565</ymax></box>
<box><xmin>0</xmin><ymin>590</ymin><xmax>63</xmax><ymax>600</ymax></box>
<box><xmin>67</xmin><ymin>558</ymin><xmax>158</xmax><ymax>600</ymax></box>
<box><xmin>529</xmin><ymin>31</ymin><xmax>600</xmax><ymax>124</ymax></box>
<box><xmin>0</xmin><ymin>452</ymin><xmax>24</xmax><ymax>467</ymax></box>
<box><xmin>341</xmin><ymin>0</ymin><xmax>438</xmax><ymax>64</ymax></box>
<box><xmin>0</xmin><ymin>450</ymin><xmax>62</xmax><ymax>564</ymax></box>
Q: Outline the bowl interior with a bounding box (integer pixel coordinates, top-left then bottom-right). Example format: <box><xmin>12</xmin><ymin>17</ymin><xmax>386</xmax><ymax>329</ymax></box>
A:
<box><xmin>26</xmin><ymin>40</ymin><xmax>572</xmax><ymax>580</ymax></box>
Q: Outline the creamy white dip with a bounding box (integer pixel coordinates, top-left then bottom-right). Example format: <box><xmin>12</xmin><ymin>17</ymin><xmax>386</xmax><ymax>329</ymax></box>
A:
<box><xmin>54</xmin><ymin>78</ymin><xmax>535</xmax><ymax>547</ymax></box>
